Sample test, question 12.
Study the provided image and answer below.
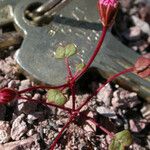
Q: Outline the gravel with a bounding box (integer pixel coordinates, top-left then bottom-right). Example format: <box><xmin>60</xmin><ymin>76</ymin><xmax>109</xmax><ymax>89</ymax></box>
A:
<box><xmin>0</xmin><ymin>0</ymin><xmax>149</xmax><ymax>149</ymax></box>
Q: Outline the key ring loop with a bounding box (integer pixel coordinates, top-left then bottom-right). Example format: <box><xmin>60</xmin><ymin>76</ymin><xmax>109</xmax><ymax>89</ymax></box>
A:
<box><xmin>35</xmin><ymin>0</ymin><xmax>62</xmax><ymax>15</ymax></box>
<box><xmin>26</xmin><ymin>0</ymin><xmax>72</xmax><ymax>26</ymax></box>
<box><xmin>13</xmin><ymin>0</ymin><xmax>47</xmax><ymax>33</ymax></box>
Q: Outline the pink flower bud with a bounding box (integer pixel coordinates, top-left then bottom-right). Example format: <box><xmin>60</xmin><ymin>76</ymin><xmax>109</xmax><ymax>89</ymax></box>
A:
<box><xmin>98</xmin><ymin>0</ymin><xmax>119</xmax><ymax>27</ymax></box>
<box><xmin>0</xmin><ymin>88</ymin><xmax>18</xmax><ymax>104</ymax></box>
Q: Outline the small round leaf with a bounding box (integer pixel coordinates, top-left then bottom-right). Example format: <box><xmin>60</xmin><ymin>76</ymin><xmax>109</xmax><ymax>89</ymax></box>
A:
<box><xmin>76</xmin><ymin>63</ymin><xmax>85</xmax><ymax>71</ymax></box>
<box><xmin>109</xmin><ymin>130</ymin><xmax>132</xmax><ymax>150</ymax></box>
<box><xmin>47</xmin><ymin>89</ymin><xmax>67</xmax><ymax>106</ymax></box>
<box><xmin>65</xmin><ymin>44</ymin><xmax>77</xmax><ymax>58</ymax></box>
<box><xmin>55</xmin><ymin>46</ymin><xmax>65</xmax><ymax>59</ymax></box>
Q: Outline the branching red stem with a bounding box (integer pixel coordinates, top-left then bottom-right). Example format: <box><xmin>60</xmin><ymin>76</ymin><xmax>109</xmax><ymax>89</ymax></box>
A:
<box><xmin>50</xmin><ymin>114</ymin><xmax>76</xmax><ymax>150</ymax></box>
<box><xmin>71</xmin><ymin>84</ymin><xmax>76</xmax><ymax>110</ymax></box>
<box><xmin>73</xmin><ymin>27</ymin><xmax>107</xmax><ymax>82</ymax></box>
<box><xmin>18</xmin><ymin>96</ymin><xmax>72</xmax><ymax>112</ymax></box>
<box><xmin>77</xmin><ymin>67</ymin><xmax>134</xmax><ymax>111</ymax></box>
<box><xmin>0</xmin><ymin>1</ymin><xmax>136</xmax><ymax>149</ymax></box>
<box><xmin>65</xmin><ymin>58</ymin><xmax>73</xmax><ymax>79</ymax></box>
<box><xmin>18</xmin><ymin>84</ymin><xmax>69</xmax><ymax>94</ymax></box>
<box><xmin>87</xmin><ymin>117</ymin><xmax>114</xmax><ymax>138</ymax></box>
<box><xmin>65</xmin><ymin>58</ymin><xmax>76</xmax><ymax>110</ymax></box>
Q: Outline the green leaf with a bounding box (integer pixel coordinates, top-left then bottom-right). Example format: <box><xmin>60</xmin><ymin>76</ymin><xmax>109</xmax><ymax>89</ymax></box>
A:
<box><xmin>76</xmin><ymin>63</ymin><xmax>85</xmax><ymax>71</ymax></box>
<box><xmin>65</xmin><ymin>44</ymin><xmax>77</xmax><ymax>58</ymax></box>
<box><xmin>115</xmin><ymin>130</ymin><xmax>132</xmax><ymax>146</ymax></box>
<box><xmin>109</xmin><ymin>130</ymin><xmax>132</xmax><ymax>150</ymax></box>
<box><xmin>55</xmin><ymin>46</ymin><xmax>65</xmax><ymax>59</ymax></box>
<box><xmin>109</xmin><ymin>138</ymin><xmax>124</xmax><ymax>150</ymax></box>
<box><xmin>47</xmin><ymin>89</ymin><xmax>67</xmax><ymax>106</ymax></box>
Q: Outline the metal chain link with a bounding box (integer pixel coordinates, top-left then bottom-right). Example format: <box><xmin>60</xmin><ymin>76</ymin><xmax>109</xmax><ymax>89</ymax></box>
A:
<box><xmin>35</xmin><ymin>0</ymin><xmax>62</xmax><ymax>15</ymax></box>
<box><xmin>26</xmin><ymin>0</ymin><xmax>71</xmax><ymax>26</ymax></box>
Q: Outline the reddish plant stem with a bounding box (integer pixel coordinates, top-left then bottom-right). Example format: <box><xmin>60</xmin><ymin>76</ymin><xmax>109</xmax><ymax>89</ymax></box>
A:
<box><xmin>73</xmin><ymin>27</ymin><xmax>107</xmax><ymax>82</ymax></box>
<box><xmin>71</xmin><ymin>83</ymin><xmax>76</xmax><ymax>110</ymax></box>
<box><xmin>77</xmin><ymin>67</ymin><xmax>134</xmax><ymax>111</ymax></box>
<box><xmin>18</xmin><ymin>96</ymin><xmax>72</xmax><ymax>112</ymax></box>
<box><xmin>59</xmin><ymin>86</ymin><xmax>67</xmax><ymax>92</ymax></box>
<box><xmin>65</xmin><ymin>58</ymin><xmax>73</xmax><ymax>78</ymax></box>
<box><xmin>65</xmin><ymin>58</ymin><xmax>76</xmax><ymax>110</ymax></box>
<box><xmin>18</xmin><ymin>26</ymin><xmax>107</xmax><ymax>111</ymax></box>
<box><xmin>87</xmin><ymin>117</ymin><xmax>114</xmax><ymax>138</ymax></box>
<box><xmin>18</xmin><ymin>84</ymin><xmax>69</xmax><ymax>94</ymax></box>
<box><xmin>67</xmin><ymin>26</ymin><xmax>108</xmax><ymax>110</ymax></box>
<box><xmin>50</xmin><ymin>114</ymin><xmax>76</xmax><ymax>150</ymax></box>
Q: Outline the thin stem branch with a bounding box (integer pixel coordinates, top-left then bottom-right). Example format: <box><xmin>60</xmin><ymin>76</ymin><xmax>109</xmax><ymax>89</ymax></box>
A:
<box><xmin>18</xmin><ymin>96</ymin><xmax>72</xmax><ymax>112</ymax></box>
<box><xmin>73</xmin><ymin>27</ymin><xmax>107</xmax><ymax>82</ymax></box>
<box><xmin>50</xmin><ymin>114</ymin><xmax>75</xmax><ymax>150</ymax></box>
<box><xmin>71</xmin><ymin>83</ymin><xmax>76</xmax><ymax>110</ymax></box>
<box><xmin>65</xmin><ymin>58</ymin><xmax>73</xmax><ymax>79</ymax></box>
<box><xmin>87</xmin><ymin>117</ymin><xmax>114</xmax><ymax>138</ymax></box>
<box><xmin>77</xmin><ymin>67</ymin><xmax>134</xmax><ymax>111</ymax></box>
<box><xmin>64</xmin><ymin>58</ymin><xmax>76</xmax><ymax>110</ymax></box>
<box><xmin>18</xmin><ymin>84</ymin><xmax>69</xmax><ymax>94</ymax></box>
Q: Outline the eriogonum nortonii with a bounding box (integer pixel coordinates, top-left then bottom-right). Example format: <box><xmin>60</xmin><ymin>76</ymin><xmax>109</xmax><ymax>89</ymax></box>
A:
<box><xmin>0</xmin><ymin>88</ymin><xmax>18</xmax><ymax>104</ymax></box>
<box><xmin>133</xmin><ymin>54</ymin><xmax>150</xmax><ymax>78</ymax></box>
<box><xmin>98</xmin><ymin>0</ymin><xmax>119</xmax><ymax>27</ymax></box>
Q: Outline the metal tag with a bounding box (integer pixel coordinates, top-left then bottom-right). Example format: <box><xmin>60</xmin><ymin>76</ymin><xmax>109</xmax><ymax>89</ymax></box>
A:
<box><xmin>0</xmin><ymin>0</ymin><xmax>149</xmax><ymax>102</ymax></box>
